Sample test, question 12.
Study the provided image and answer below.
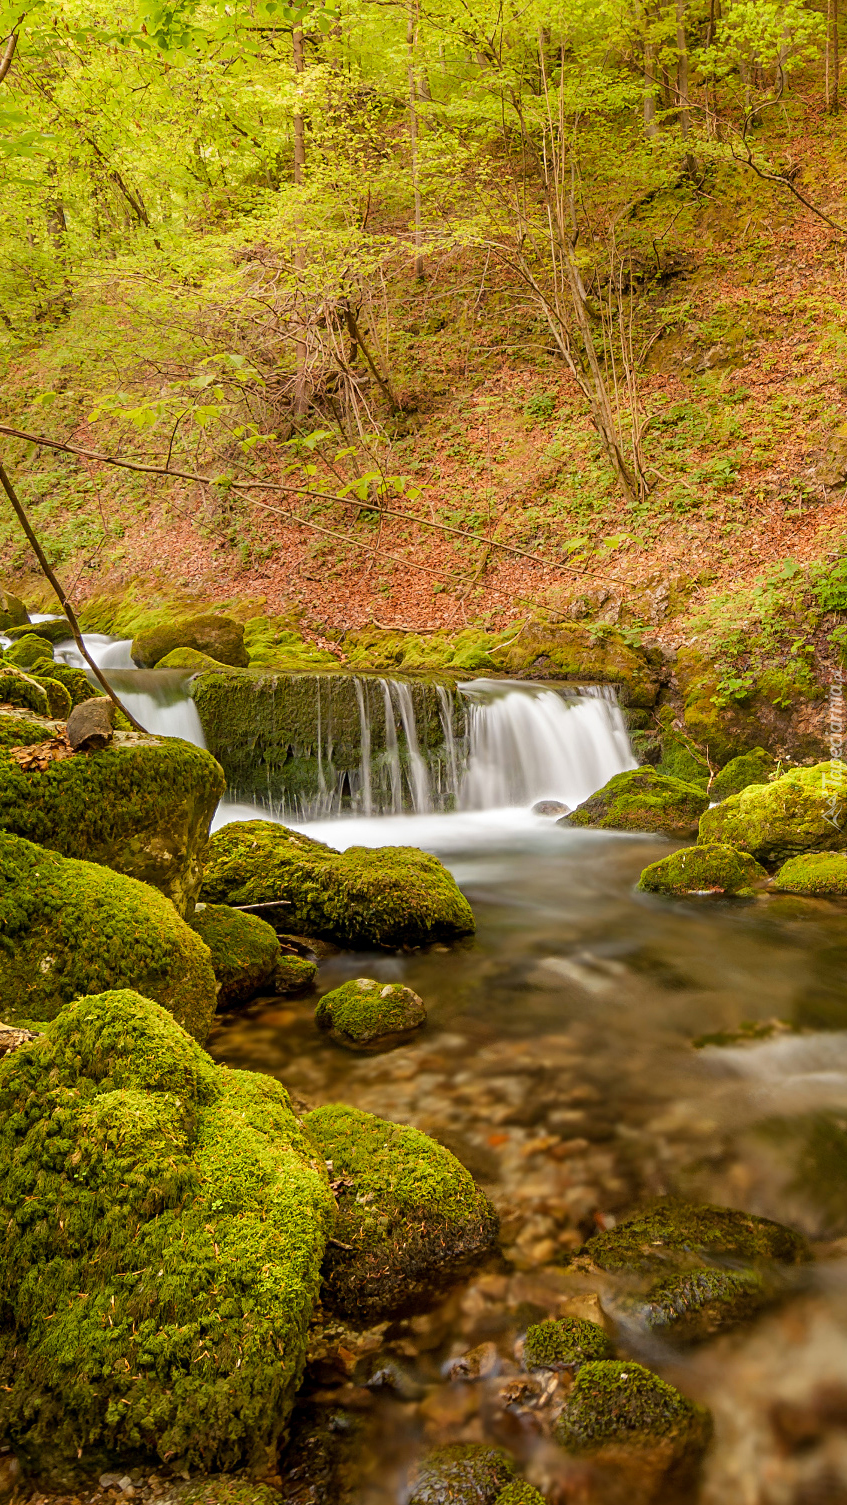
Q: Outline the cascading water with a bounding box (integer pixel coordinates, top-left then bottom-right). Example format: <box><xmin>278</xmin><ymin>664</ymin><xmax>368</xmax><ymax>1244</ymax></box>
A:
<box><xmin>53</xmin><ymin>635</ymin><xmax>207</xmax><ymax>747</ymax></box>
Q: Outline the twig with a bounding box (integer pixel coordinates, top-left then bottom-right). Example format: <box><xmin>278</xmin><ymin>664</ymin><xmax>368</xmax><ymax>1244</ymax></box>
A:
<box><xmin>0</xmin><ymin>462</ymin><xmax>146</xmax><ymax>733</ymax></box>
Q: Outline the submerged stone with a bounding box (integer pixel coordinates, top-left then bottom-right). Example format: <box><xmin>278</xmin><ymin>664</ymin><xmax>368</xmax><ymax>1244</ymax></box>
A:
<box><xmin>315</xmin><ymin>977</ymin><xmax>426</xmax><ymax>1049</ymax></box>
<box><xmin>0</xmin><ymin>732</ymin><xmax>225</xmax><ymax>916</ymax></box>
<box><xmin>132</xmin><ymin>614</ymin><xmax>249</xmax><ymax>669</ymax></box>
<box><xmin>0</xmin><ymin>990</ymin><xmax>334</xmax><ymax>1483</ymax></box>
<box><xmin>522</xmin><ymin>1316</ymin><xmax>613</xmax><ymax>1371</ymax></box>
<box><xmin>772</xmin><ymin>851</ymin><xmax>847</xmax><ymax>895</ymax></box>
<box><xmin>637</xmin><ymin>843</ymin><xmax>767</xmax><ymax>897</ymax></box>
<box><xmin>304</xmin><ymin>1104</ymin><xmax>498</xmax><ymax>1321</ymax></box>
<box><xmin>699</xmin><ymin>761</ymin><xmax>847</xmax><ymax>867</ymax></box>
<box><xmin>0</xmin><ymin>832</ymin><xmax>217</xmax><ymax>1040</ymax></box>
<box><xmin>201</xmin><ymin>820</ymin><xmax>475</xmax><ymax>950</ymax></box>
<box><xmin>554</xmin><ymin>1358</ymin><xmax>711</xmax><ymax>1456</ymax></box>
<box><xmin>577</xmin><ymin>1197</ymin><xmax>810</xmax><ymax>1275</ymax></box>
<box><xmin>563</xmin><ymin>768</ymin><xmax>709</xmax><ymax>838</ymax></box>
<box><xmin>190</xmin><ymin>902</ymin><xmax>315</xmax><ymax>1008</ymax></box>
<box><xmin>632</xmin><ymin>1266</ymin><xmax>770</xmax><ymax>1342</ymax></box>
<box><xmin>710</xmin><ymin>747</ymin><xmax>777</xmax><ymax>801</ymax></box>
<box><xmin>408</xmin><ymin>1443</ymin><xmax>515</xmax><ymax>1505</ymax></box>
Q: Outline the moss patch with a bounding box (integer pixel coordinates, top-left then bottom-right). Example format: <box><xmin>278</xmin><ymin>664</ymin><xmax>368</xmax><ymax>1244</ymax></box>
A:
<box><xmin>5</xmin><ymin>617</ymin><xmax>72</xmax><ymax>645</ymax></box>
<box><xmin>315</xmin><ymin>978</ymin><xmax>426</xmax><ymax>1048</ymax></box>
<box><xmin>0</xmin><ymin>665</ymin><xmax>53</xmax><ymax>717</ymax></box>
<box><xmin>0</xmin><ymin>707</ymin><xmax>61</xmax><ymax>748</ymax></box>
<box><xmin>29</xmin><ymin>662</ymin><xmax>100</xmax><ymax>709</ymax></box>
<box><xmin>0</xmin><ymin>832</ymin><xmax>217</xmax><ymax>1040</ymax></box>
<box><xmin>159</xmin><ymin>1483</ymin><xmax>284</xmax><ymax>1505</ymax></box>
<box><xmin>0</xmin><ymin>990</ymin><xmax>334</xmax><ymax>1482</ymax></box>
<box><xmin>408</xmin><ymin>1444</ymin><xmax>515</xmax><ymax>1505</ymax></box>
<box><xmin>637</xmin><ymin>843</ymin><xmax>767</xmax><ymax>897</ymax></box>
<box><xmin>772</xmin><ymin>851</ymin><xmax>847</xmax><ymax>895</ymax></box>
<box><xmin>710</xmin><ymin>748</ymin><xmax>778</xmax><ymax>801</ymax></box>
<box><xmin>564</xmin><ymin>768</ymin><xmax>709</xmax><ymax>838</ymax></box>
<box><xmin>523</xmin><ymin>1317</ymin><xmax>613</xmax><ymax>1371</ymax></box>
<box><xmin>554</xmin><ymin>1360</ymin><xmax>711</xmax><ymax>1454</ymax></box>
<box><xmin>0</xmin><ymin>732</ymin><xmax>225</xmax><ymax>916</ymax></box>
<box><xmin>132</xmin><ymin>615</ymin><xmax>249</xmax><ymax>669</ymax></box>
<box><xmin>4</xmin><ymin>634</ymin><xmax>54</xmax><ymax>669</ymax></box>
<box><xmin>201</xmin><ymin>821</ymin><xmax>475</xmax><ymax>950</ymax></box>
<box><xmin>304</xmin><ymin>1104</ymin><xmax>498</xmax><ymax>1321</ymax></box>
<box><xmin>157</xmin><ymin>646</ymin><xmax>236</xmax><ymax>671</ymax></box>
<box><xmin>190</xmin><ymin>902</ymin><xmax>283</xmax><ymax>1009</ymax></box>
<box><xmin>699</xmin><ymin>761</ymin><xmax>847</xmax><ymax>867</ymax></box>
<box><xmin>495</xmin><ymin>1486</ymin><xmax>548</xmax><ymax>1505</ymax></box>
<box><xmin>578</xmin><ymin>1197</ymin><xmax>810</xmax><ymax>1275</ymax></box>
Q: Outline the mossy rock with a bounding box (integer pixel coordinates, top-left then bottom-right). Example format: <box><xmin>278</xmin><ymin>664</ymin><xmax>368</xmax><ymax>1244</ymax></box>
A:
<box><xmin>631</xmin><ymin>1266</ymin><xmax>771</xmax><ymax>1342</ymax></box>
<box><xmin>4</xmin><ymin>617</ymin><xmax>72</xmax><ymax>645</ymax></box>
<box><xmin>189</xmin><ymin>902</ymin><xmax>316</xmax><ymax>1009</ymax></box>
<box><xmin>495</xmin><ymin>1486</ymin><xmax>548</xmax><ymax>1505</ymax></box>
<box><xmin>408</xmin><ymin>1443</ymin><xmax>515</xmax><ymax>1505</ymax></box>
<box><xmin>577</xmin><ymin>1197</ymin><xmax>810</xmax><ymax>1276</ymax></box>
<box><xmin>29</xmin><ymin>661</ymin><xmax>99</xmax><ymax>709</ymax></box>
<box><xmin>654</xmin><ymin>710</ymin><xmax>711</xmax><ymax>789</ymax></box>
<box><xmin>201</xmin><ymin>821</ymin><xmax>475</xmax><ymax>950</ymax></box>
<box><xmin>563</xmin><ymin>768</ymin><xmax>709</xmax><ymax>838</ymax></box>
<box><xmin>0</xmin><ymin>832</ymin><xmax>217</xmax><ymax>1040</ymax></box>
<box><xmin>132</xmin><ymin>614</ymin><xmax>249</xmax><ymax>669</ymax></box>
<box><xmin>0</xmin><ymin>589</ymin><xmax>29</xmax><ymax>628</ymax></box>
<box><xmin>554</xmin><ymin>1359</ymin><xmax>711</xmax><ymax>1456</ymax></box>
<box><xmin>772</xmin><ymin>851</ymin><xmax>847</xmax><ymax>895</ymax></box>
<box><xmin>157</xmin><ymin>1482</ymin><xmax>284</xmax><ymax>1505</ymax></box>
<box><xmin>523</xmin><ymin>1316</ymin><xmax>613</xmax><ymax>1371</ymax></box>
<box><xmin>637</xmin><ymin>843</ymin><xmax>767</xmax><ymax>897</ymax></box>
<box><xmin>315</xmin><ymin>977</ymin><xmax>426</xmax><ymax>1049</ymax></box>
<box><xmin>0</xmin><ymin>990</ymin><xmax>334</xmax><ymax>1482</ymax></box>
<box><xmin>0</xmin><ymin>732</ymin><xmax>225</xmax><ymax>916</ymax></box>
<box><xmin>492</xmin><ymin>622</ymin><xmax>659</xmax><ymax>708</ymax></box>
<box><xmin>0</xmin><ymin>665</ymin><xmax>55</xmax><ymax>718</ymax></box>
<box><xmin>699</xmin><ymin>761</ymin><xmax>847</xmax><ymax>867</ymax></box>
<box><xmin>157</xmin><ymin>646</ymin><xmax>236</xmax><ymax>671</ymax></box>
<box><xmin>304</xmin><ymin>1104</ymin><xmax>498</xmax><ymax>1321</ymax></box>
<box><xmin>4</xmin><ymin>634</ymin><xmax>54</xmax><ymax>669</ymax></box>
<box><xmin>37</xmin><ymin>675</ymin><xmax>72</xmax><ymax>719</ymax></box>
<box><xmin>710</xmin><ymin>747</ymin><xmax>778</xmax><ymax>801</ymax></box>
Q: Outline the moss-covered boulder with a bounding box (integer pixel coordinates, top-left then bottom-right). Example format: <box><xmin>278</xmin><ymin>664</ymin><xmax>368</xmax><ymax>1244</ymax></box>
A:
<box><xmin>408</xmin><ymin>1444</ymin><xmax>515</xmax><ymax>1505</ymax></box>
<box><xmin>494</xmin><ymin>1486</ymin><xmax>547</xmax><ymax>1505</ymax></box>
<box><xmin>0</xmin><ymin>589</ymin><xmax>29</xmax><ymax>629</ymax></box>
<box><xmin>523</xmin><ymin>1316</ymin><xmax>613</xmax><ymax>1372</ymax></box>
<box><xmin>29</xmin><ymin>661</ymin><xmax>99</xmax><ymax>709</ymax></box>
<box><xmin>0</xmin><ymin>732</ymin><xmax>225</xmax><ymax>916</ymax></box>
<box><xmin>158</xmin><ymin>646</ymin><xmax>235</xmax><ymax>672</ymax></box>
<box><xmin>190</xmin><ymin>902</ymin><xmax>316</xmax><ymax>1008</ymax></box>
<box><xmin>772</xmin><ymin>851</ymin><xmax>847</xmax><ymax>895</ymax></box>
<box><xmin>563</xmin><ymin>768</ymin><xmax>709</xmax><ymax>838</ymax></box>
<box><xmin>304</xmin><ymin>1104</ymin><xmax>498</xmax><ymax>1321</ymax></box>
<box><xmin>699</xmin><ymin>761</ymin><xmax>847</xmax><ymax>867</ymax></box>
<box><xmin>631</xmin><ymin>1266</ymin><xmax>770</xmax><ymax>1342</ymax></box>
<box><xmin>0</xmin><ymin>664</ymin><xmax>56</xmax><ymax>717</ymax></box>
<box><xmin>710</xmin><ymin>747</ymin><xmax>778</xmax><ymax>801</ymax></box>
<box><xmin>554</xmin><ymin>1361</ymin><xmax>710</xmax><ymax>1478</ymax></box>
<box><xmin>5</xmin><ymin>617</ymin><xmax>72</xmax><ymax>645</ymax></box>
<box><xmin>637</xmin><ymin>843</ymin><xmax>767</xmax><ymax>897</ymax></box>
<box><xmin>0</xmin><ymin>990</ymin><xmax>334</xmax><ymax>1482</ymax></box>
<box><xmin>4</xmin><ymin>634</ymin><xmax>54</xmax><ymax>669</ymax></box>
<box><xmin>315</xmin><ymin>977</ymin><xmax>426</xmax><ymax>1049</ymax></box>
<box><xmin>201</xmin><ymin>821</ymin><xmax>475</xmax><ymax>950</ymax></box>
<box><xmin>132</xmin><ymin>614</ymin><xmax>249</xmax><ymax>669</ymax></box>
<box><xmin>576</xmin><ymin>1197</ymin><xmax>810</xmax><ymax>1275</ymax></box>
<box><xmin>0</xmin><ymin>833</ymin><xmax>217</xmax><ymax>1040</ymax></box>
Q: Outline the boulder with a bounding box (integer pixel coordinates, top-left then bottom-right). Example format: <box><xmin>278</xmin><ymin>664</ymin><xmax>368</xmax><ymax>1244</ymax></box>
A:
<box><xmin>699</xmin><ymin>761</ymin><xmax>847</xmax><ymax>867</ymax></box>
<box><xmin>575</xmin><ymin>1198</ymin><xmax>810</xmax><ymax>1276</ymax></box>
<box><xmin>562</xmin><ymin>768</ymin><xmax>709</xmax><ymax>838</ymax></box>
<box><xmin>408</xmin><ymin>1445</ymin><xmax>515</xmax><ymax>1505</ymax></box>
<box><xmin>30</xmin><ymin>661</ymin><xmax>100</xmax><ymax>709</ymax></box>
<box><xmin>522</xmin><ymin>1316</ymin><xmax>613</xmax><ymax>1372</ymax></box>
<box><xmin>532</xmin><ymin>799</ymin><xmax>570</xmax><ymax>816</ymax></box>
<box><xmin>772</xmin><ymin>851</ymin><xmax>847</xmax><ymax>895</ymax></box>
<box><xmin>0</xmin><ymin>832</ymin><xmax>217</xmax><ymax>1040</ymax></box>
<box><xmin>627</xmin><ymin>1266</ymin><xmax>770</xmax><ymax>1343</ymax></box>
<box><xmin>201</xmin><ymin>821</ymin><xmax>475</xmax><ymax>950</ymax></box>
<box><xmin>315</xmin><ymin>977</ymin><xmax>426</xmax><ymax>1049</ymax></box>
<box><xmin>189</xmin><ymin>902</ymin><xmax>316</xmax><ymax>1009</ymax></box>
<box><xmin>157</xmin><ymin>646</ymin><xmax>234</xmax><ymax>671</ymax></box>
<box><xmin>0</xmin><ymin>664</ymin><xmax>57</xmax><ymax>718</ymax></box>
<box><xmin>710</xmin><ymin>747</ymin><xmax>777</xmax><ymax>801</ymax></box>
<box><xmin>3</xmin><ymin>634</ymin><xmax>53</xmax><ymax>669</ymax></box>
<box><xmin>66</xmin><ymin>698</ymin><xmax>114</xmax><ymax>751</ymax></box>
<box><xmin>0</xmin><ymin>589</ymin><xmax>29</xmax><ymax>628</ymax></box>
<box><xmin>0</xmin><ymin>732</ymin><xmax>225</xmax><ymax>916</ymax></box>
<box><xmin>0</xmin><ymin>990</ymin><xmax>334</xmax><ymax>1483</ymax></box>
<box><xmin>4</xmin><ymin>617</ymin><xmax>72</xmax><ymax>645</ymax></box>
<box><xmin>132</xmin><ymin>614</ymin><xmax>249</xmax><ymax>669</ymax></box>
<box><xmin>304</xmin><ymin>1104</ymin><xmax>498</xmax><ymax>1321</ymax></box>
<box><xmin>637</xmin><ymin>843</ymin><xmax>767</xmax><ymax>896</ymax></box>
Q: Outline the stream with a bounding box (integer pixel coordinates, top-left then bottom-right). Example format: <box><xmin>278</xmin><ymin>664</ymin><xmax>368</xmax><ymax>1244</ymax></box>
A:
<box><xmin>53</xmin><ymin>631</ymin><xmax>847</xmax><ymax>1501</ymax></box>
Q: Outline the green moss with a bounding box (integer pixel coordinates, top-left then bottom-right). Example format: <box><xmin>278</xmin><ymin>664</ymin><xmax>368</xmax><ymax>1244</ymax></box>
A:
<box><xmin>495</xmin><ymin>1486</ymin><xmax>548</xmax><ymax>1505</ymax></box>
<box><xmin>579</xmin><ymin>1197</ymin><xmax>810</xmax><ymax>1275</ymax></box>
<box><xmin>637</xmin><ymin>843</ymin><xmax>767</xmax><ymax>896</ymax></box>
<box><xmin>0</xmin><ymin>732</ymin><xmax>225</xmax><ymax>916</ymax></box>
<box><xmin>243</xmin><ymin>618</ymin><xmax>342</xmax><ymax>672</ymax></box>
<box><xmin>190</xmin><ymin>902</ymin><xmax>285</xmax><ymax>1009</ymax></box>
<box><xmin>523</xmin><ymin>1317</ymin><xmax>613</xmax><ymax>1371</ymax></box>
<box><xmin>565</xmin><ymin>768</ymin><xmax>709</xmax><ymax>838</ymax></box>
<box><xmin>0</xmin><ymin>832</ymin><xmax>217</xmax><ymax>1039</ymax></box>
<box><xmin>554</xmin><ymin>1361</ymin><xmax>711</xmax><ymax>1454</ymax></box>
<box><xmin>5</xmin><ymin>617</ymin><xmax>72</xmax><ymax>645</ymax></box>
<box><xmin>408</xmin><ymin>1444</ymin><xmax>515</xmax><ymax>1505</ymax></box>
<box><xmin>693</xmin><ymin>1018</ymin><xmax>796</xmax><ymax>1048</ymax></box>
<box><xmin>637</xmin><ymin>1266</ymin><xmax>769</xmax><ymax>1341</ymax></box>
<box><xmin>4</xmin><ymin>634</ymin><xmax>54</xmax><ymax>669</ymax></box>
<box><xmin>0</xmin><ymin>989</ymin><xmax>334</xmax><ymax>1481</ymax></box>
<box><xmin>29</xmin><ymin>662</ymin><xmax>100</xmax><ymax>709</ymax></box>
<box><xmin>201</xmin><ymin>821</ymin><xmax>475</xmax><ymax>950</ymax></box>
<box><xmin>157</xmin><ymin>646</ymin><xmax>236</xmax><ymax>671</ymax></box>
<box><xmin>304</xmin><ymin>1104</ymin><xmax>498</xmax><ymax>1320</ymax></box>
<box><xmin>0</xmin><ymin>589</ymin><xmax>29</xmax><ymax>628</ymax></box>
<box><xmin>275</xmin><ymin>954</ymin><xmax>317</xmax><ymax>993</ymax></box>
<box><xmin>132</xmin><ymin>615</ymin><xmax>249</xmax><ymax>669</ymax></box>
<box><xmin>164</xmin><ymin>1482</ymin><xmax>285</xmax><ymax>1505</ymax></box>
<box><xmin>654</xmin><ymin>709</ymin><xmax>711</xmax><ymax>788</ymax></box>
<box><xmin>711</xmin><ymin>748</ymin><xmax>778</xmax><ymax>801</ymax></box>
<box><xmin>772</xmin><ymin>851</ymin><xmax>847</xmax><ymax>894</ymax></box>
<box><xmin>315</xmin><ymin>977</ymin><xmax>425</xmax><ymax>1047</ymax></box>
<box><xmin>0</xmin><ymin>706</ymin><xmax>60</xmax><ymax>748</ymax></box>
<box><xmin>0</xmin><ymin>665</ymin><xmax>53</xmax><ymax>717</ymax></box>
<box><xmin>699</xmin><ymin>761</ymin><xmax>847</xmax><ymax>867</ymax></box>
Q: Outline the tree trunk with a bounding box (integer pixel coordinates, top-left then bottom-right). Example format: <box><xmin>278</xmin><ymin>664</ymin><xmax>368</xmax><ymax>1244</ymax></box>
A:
<box><xmin>828</xmin><ymin>0</ymin><xmax>840</xmax><ymax>112</ymax></box>
<box><xmin>292</xmin><ymin>24</ymin><xmax>308</xmax><ymax>419</ymax></box>
<box><xmin>407</xmin><ymin>0</ymin><xmax>424</xmax><ymax>279</ymax></box>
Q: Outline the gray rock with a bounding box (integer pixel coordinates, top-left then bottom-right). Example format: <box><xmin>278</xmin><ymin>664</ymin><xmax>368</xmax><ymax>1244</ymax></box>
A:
<box><xmin>532</xmin><ymin>799</ymin><xmax>570</xmax><ymax>816</ymax></box>
<box><xmin>66</xmin><ymin>697</ymin><xmax>115</xmax><ymax>750</ymax></box>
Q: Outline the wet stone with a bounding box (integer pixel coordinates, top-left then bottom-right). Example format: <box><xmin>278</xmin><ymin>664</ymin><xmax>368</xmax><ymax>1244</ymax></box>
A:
<box><xmin>407</xmin><ymin>1443</ymin><xmax>516</xmax><ymax>1505</ymax></box>
<box><xmin>522</xmin><ymin>1316</ymin><xmax>614</xmax><ymax>1372</ymax></box>
<box><xmin>316</xmin><ymin>977</ymin><xmax>426</xmax><ymax>1050</ymax></box>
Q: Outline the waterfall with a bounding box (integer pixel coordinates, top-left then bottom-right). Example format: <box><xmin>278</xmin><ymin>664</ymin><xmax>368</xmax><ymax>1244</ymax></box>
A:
<box><xmin>391</xmin><ymin>680</ymin><xmax>432</xmax><ymax>814</ymax></box>
<box><xmin>355</xmin><ymin>678</ymin><xmax>372</xmax><ymax>817</ymax></box>
<box><xmin>53</xmin><ymin>636</ymin><xmax>207</xmax><ymax>747</ymax></box>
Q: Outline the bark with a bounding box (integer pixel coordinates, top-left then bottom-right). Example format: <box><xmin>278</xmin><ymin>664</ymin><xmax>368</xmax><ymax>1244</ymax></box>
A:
<box><xmin>292</xmin><ymin>24</ymin><xmax>308</xmax><ymax>419</ymax></box>
<box><xmin>407</xmin><ymin>0</ymin><xmax>424</xmax><ymax>279</ymax></box>
<box><xmin>0</xmin><ymin>31</ymin><xmax>17</xmax><ymax>83</ymax></box>
<box><xmin>828</xmin><ymin>0</ymin><xmax>840</xmax><ymax>113</ymax></box>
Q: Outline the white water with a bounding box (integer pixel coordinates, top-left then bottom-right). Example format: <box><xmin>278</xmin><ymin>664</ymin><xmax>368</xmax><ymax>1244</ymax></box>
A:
<box><xmin>55</xmin><ymin>635</ymin><xmax>207</xmax><ymax>746</ymax></box>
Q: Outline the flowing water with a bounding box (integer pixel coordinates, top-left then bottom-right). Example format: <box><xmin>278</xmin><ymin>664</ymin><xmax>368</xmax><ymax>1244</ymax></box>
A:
<box><xmin>51</xmin><ymin>637</ymin><xmax>847</xmax><ymax>1500</ymax></box>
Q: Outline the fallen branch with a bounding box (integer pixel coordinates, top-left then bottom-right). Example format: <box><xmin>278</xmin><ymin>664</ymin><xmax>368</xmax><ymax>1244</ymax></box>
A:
<box><xmin>0</xmin><ymin>462</ymin><xmax>147</xmax><ymax>732</ymax></box>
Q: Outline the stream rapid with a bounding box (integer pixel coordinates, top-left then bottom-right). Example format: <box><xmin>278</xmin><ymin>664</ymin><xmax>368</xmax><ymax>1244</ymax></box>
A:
<box><xmin>53</xmin><ymin>630</ymin><xmax>847</xmax><ymax>1502</ymax></box>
